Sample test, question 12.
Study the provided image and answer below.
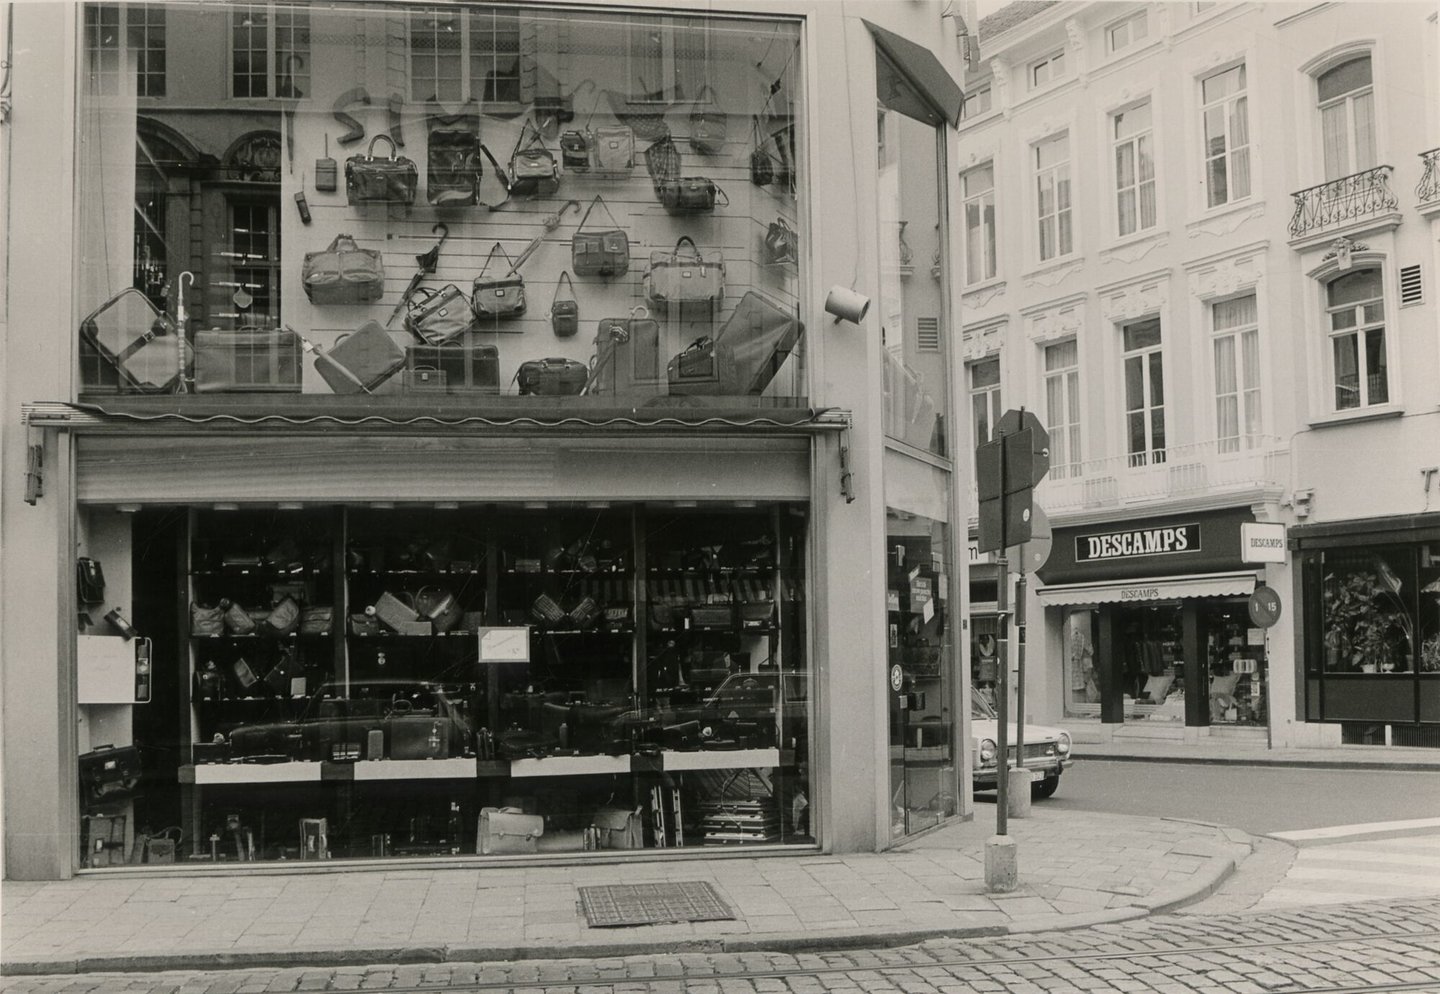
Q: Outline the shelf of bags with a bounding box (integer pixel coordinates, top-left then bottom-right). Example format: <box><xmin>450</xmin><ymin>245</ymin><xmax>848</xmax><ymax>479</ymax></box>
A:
<box><xmin>503</xmin><ymin>568</ymin><xmax>630</xmax><ymax>577</ymax></box>
<box><xmin>179</xmin><ymin>761</ymin><xmax>324</xmax><ymax>784</ymax></box>
<box><xmin>508</xmin><ymin>753</ymin><xmax>632</xmax><ymax>778</ymax></box>
<box><xmin>348</xmin><ymin>568</ymin><xmax>483</xmax><ymax>576</ymax></box>
<box><xmin>346</xmin><ymin>630</ymin><xmax>476</xmax><ymax>639</ymax></box>
<box><xmin>658</xmin><ymin>748</ymin><xmax>785</xmax><ymax>771</ymax></box>
<box><xmin>189</xmin><ymin>632</ymin><xmax>326</xmax><ymax>640</ymax></box>
<box><xmin>339</xmin><ymin>758</ymin><xmax>482</xmax><ymax>781</ymax></box>
<box><xmin>530</xmin><ymin>627</ymin><xmax>634</xmax><ymax>636</ymax></box>
<box><xmin>190</xmin><ymin>567</ymin><xmax>328</xmax><ymax>579</ymax></box>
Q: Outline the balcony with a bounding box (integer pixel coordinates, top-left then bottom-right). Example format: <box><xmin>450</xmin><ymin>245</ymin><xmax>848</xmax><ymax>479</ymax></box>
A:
<box><xmin>1418</xmin><ymin>148</ymin><xmax>1440</xmax><ymax>218</ymax></box>
<box><xmin>1288</xmin><ymin>166</ymin><xmax>1400</xmax><ymax>243</ymax></box>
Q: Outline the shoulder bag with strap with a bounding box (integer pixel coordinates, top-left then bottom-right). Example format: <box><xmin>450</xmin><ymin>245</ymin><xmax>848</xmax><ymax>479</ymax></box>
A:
<box><xmin>471</xmin><ymin>243</ymin><xmax>527</xmax><ymax>320</ymax></box>
<box><xmin>688</xmin><ymin>83</ymin><xmax>728</xmax><ymax>155</ymax></box>
<box><xmin>549</xmin><ymin>271</ymin><xmax>578</xmax><ymax>338</ymax></box>
<box><xmin>425</xmin><ymin>99</ymin><xmax>483</xmax><ymax>206</ymax></box>
<box><xmin>645</xmin><ymin>236</ymin><xmax>725</xmax><ymax>309</ymax></box>
<box><xmin>571</xmin><ymin>194</ymin><xmax>629</xmax><ymax>278</ymax></box>
<box><xmin>404</xmin><ymin>284</ymin><xmax>477</xmax><ymax>345</ymax></box>
<box><xmin>507</xmin><ymin>118</ymin><xmax>560</xmax><ymax>197</ymax></box>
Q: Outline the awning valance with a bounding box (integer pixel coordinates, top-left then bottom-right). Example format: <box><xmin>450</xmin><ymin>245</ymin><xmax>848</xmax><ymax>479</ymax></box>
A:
<box><xmin>1035</xmin><ymin>571</ymin><xmax>1261</xmax><ymax>607</ymax></box>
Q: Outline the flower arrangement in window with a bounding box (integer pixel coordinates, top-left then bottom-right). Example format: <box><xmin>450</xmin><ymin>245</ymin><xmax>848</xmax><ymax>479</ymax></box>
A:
<box><xmin>1322</xmin><ymin>559</ymin><xmax>1415</xmax><ymax>673</ymax></box>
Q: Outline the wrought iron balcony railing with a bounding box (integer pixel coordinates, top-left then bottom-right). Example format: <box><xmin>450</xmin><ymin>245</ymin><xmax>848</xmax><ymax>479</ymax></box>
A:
<box><xmin>1288</xmin><ymin>165</ymin><xmax>1398</xmax><ymax>239</ymax></box>
<box><xmin>1418</xmin><ymin>148</ymin><xmax>1440</xmax><ymax>207</ymax></box>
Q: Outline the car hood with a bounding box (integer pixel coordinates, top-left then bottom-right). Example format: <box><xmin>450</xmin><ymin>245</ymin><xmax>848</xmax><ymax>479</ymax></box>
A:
<box><xmin>970</xmin><ymin>719</ymin><xmax>1069</xmax><ymax>743</ymax></box>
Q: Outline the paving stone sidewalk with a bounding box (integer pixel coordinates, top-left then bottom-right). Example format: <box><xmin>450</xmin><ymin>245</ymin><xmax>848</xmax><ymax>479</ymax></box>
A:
<box><xmin>0</xmin><ymin>809</ymin><xmax>1251</xmax><ymax>976</ymax></box>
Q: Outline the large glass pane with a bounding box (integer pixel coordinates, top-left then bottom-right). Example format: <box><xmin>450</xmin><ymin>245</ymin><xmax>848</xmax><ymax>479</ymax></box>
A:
<box><xmin>1333</xmin><ymin>332</ymin><xmax>1360</xmax><ymax>409</ymax></box>
<box><xmin>1365</xmin><ymin>328</ymin><xmax>1388</xmax><ymax>404</ymax></box>
<box><xmin>76</xmin><ymin>3</ymin><xmax>808</xmax><ymax>414</ymax></box>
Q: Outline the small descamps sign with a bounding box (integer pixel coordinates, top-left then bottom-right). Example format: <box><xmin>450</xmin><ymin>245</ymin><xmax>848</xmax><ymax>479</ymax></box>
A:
<box><xmin>1075</xmin><ymin>523</ymin><xmax>1201</xmax><ymax>562</ymax></box>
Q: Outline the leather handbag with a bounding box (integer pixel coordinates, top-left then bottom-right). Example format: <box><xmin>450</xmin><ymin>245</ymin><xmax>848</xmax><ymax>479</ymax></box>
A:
<box><xmin>478</xmin><ymin>806</ymin><xmax>544</xmax><ymax>855</ymax></box>
<box><xmin>590</xmin><ymin>126</ymin><xmax>635</xmax><ymax>177</ymax></box>
<box><xmin>689</xmin><ymin>84</ymin><xmax>728</xmax><ymax>155</ymax></box>
<box><xmin>302</xmin><ymin>234</ymin><xmax>384</xmax><ymax>305</ymax></box>
<box><xmin>515</xmin><ymin>357</ymin><xmax>588</xmax><ymax>396</ymax></box>
<box><xmin>191</xmin><ymin>603</ymin><xmax>225</xmax><ymax>636</ymax></box>
<box><xmin>78</xmin><ymin>288</ymin><xmax>191</xmax><ymax>394</ymax></box>
<box><xmin>764</xmin><ymin>217</ymin><xmax>798</xmax><ymax>266</ymax></box>
<box><xmin>593</xmin><ymin>806</ymin><xmax>643</xmax><ymax>850</ymax></box>
<box><xmin>549</xmin><ymin>271</ymin><xmax>578</xmax><ymax>338</ymax></box>
<box><xmin>222</xmin><ymin>599</ymin><xmax>258</xmax><ymax>635</ymax></box>
<box><xmin>415</xmin><ymin>586</ymin><xmax>462</xmax><ymax>634</ymax></box>
<box><xmin>426</xmin><ymin>99</ymin><xmax>482</xmax><ymax>206</ymax></box>
<box><xmin>645</xmin><ymin>236</ymin><xmax>724</xmax><ymax>309</ymax></box>
<box><xmin>264</xmin><ymin>596</ymin><xmax>302</xmax><ymax>637</ymax></box>
<box><xmin>346</xmin><ymin>134</ymin><xmax>418</xmax><ymax>206</ymax></box>
<box><xmin>571</xmin><ymin>195</ymin><xmax>629</xmax><ymax>278</ymax></box>
<box><xmin>404</xmin><ymin>284</ymin><xmax>477</xmax><ymax>345</ymax></box>
<box><xmin>659</xmin><ymin>177</ymin><xmax>727</xmax><ymax>215</ymax></box>
<box><xmin>668</xmin><ymin>336</ymin><xmax>740</xmax><ymax>396</ymax></box>
<box><xmin>299</xmin><ymin>605</ymin><xmax>332</xmax><ymax>636</ymax></box>
<box><xmin>507</xmin><ymin>119</ymin><xmax>560</xmax><ymax>197</ymax></box>
<box><xmin>471</xmin><ymin>243</ymin><xmax>527</xmax><ymax>320</ymax></box>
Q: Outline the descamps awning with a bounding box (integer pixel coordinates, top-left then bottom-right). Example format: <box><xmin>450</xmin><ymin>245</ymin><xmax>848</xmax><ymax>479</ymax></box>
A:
<box><xmin>1035</xmin><ymin>571</ymin><xmax>1261</xmax><ymax>607</ymax></box>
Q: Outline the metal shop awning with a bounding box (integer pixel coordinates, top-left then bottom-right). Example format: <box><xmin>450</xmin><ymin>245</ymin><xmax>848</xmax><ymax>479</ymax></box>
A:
<box><xmin>864</xmin><ymin>20</ymin><xmax>965</xmax><ymax>126</ymax></box>
<box><xmin>1035</xmin><ymin>571</ymin><xmax>1261</xmax><ymax>607</ymax></box>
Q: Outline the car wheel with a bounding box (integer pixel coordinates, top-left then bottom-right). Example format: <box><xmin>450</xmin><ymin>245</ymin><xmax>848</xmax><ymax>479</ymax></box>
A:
<box><xmin>1032</xmin><ymin>773</ymin><xmax>1060</xmax><ymax>799</ymax></box>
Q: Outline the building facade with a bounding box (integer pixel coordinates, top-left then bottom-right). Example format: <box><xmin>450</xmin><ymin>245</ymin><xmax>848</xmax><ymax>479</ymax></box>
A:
<box><xmin>959</xmin><ymin>1</ymin><xmax>1440</xmax><ymax>751</ymax></box>
<box><xmin>1</xmin><ymin>1</ymin><xmax>974</xmax><ymax>879</ymax></box>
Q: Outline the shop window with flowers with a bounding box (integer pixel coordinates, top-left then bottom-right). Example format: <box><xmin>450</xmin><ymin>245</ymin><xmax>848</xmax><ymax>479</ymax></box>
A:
<box><xmin>1321</xmin><ymin>551</ymin><xmax>1420</xmax><ymax>674</ymax></box>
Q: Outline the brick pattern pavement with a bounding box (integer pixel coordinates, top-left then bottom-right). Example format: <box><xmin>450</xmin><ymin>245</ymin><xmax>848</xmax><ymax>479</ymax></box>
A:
<box><xmin>0</xmin><ymin>811</ymin><xmax>1249</xmax><ymax>974</ymax></box>
<box><xmin>0</xmin><ymin>898</ymin><xmax>1437</xmax><ymax>993</ymax></box>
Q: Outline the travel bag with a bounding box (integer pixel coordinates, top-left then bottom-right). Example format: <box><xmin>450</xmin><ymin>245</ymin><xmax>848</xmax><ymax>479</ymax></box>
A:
<box><xmin>585</xmin><ymin>307</ymin><xmax>663</xmax><ymax>397</ymax></box>
<box><xmin>345</xmin><ymin>134</ymin><xmax>418</xmax><ymax>206</ymax></box>
<box><xmin>667</xmin><ymin>336</ymin><xmax>740</xmax><ymax>396</ymax></box>
<box><xmin>78</xmin><ymin>288</ymin><xmax>191</xmax><ymax>394</ymax></box>
<box><xmin>404</xmin><ymin>284</ymin><xmax>477</xmax><ymax>346</ymax></box>
<box><xmin>644</xmin><ymin>237</ymin><xmax>724</xmax><ymax>309</ymax></box>
<box><xmin>478</xmin><ymin>806</ymin><xmax>544</xmax><ymax>855</ymax></box>
<box><xmin>688</xmin><ymin>84</ymin><xmax>728</xmax><ymax>155</ymax></box>
<box><xmin>515</xmin><ymin>357</ymin><xmax>588</xmax><ymax>396</ymax></box>
<box><xmin>426</xmin><ymin>99</ymin><xmax>483</xmax><ymax>206</ymax></box>
<box><xmin>301</xmin><ymin>234</ymin><xmax>385</xmax><ymax>305</ymax></box>
<box><xmin>404</xmin><ymin>340</ymin><xmax>500</xmax><ymax>394</ymax></box>
<box><xmin>310</xmin><ymin>321</ymin><xmax>406</xmax><ymax>394</ymax></box>
<box><xmin>713</xmin><ymin>291</ymin><xmax>804</xmax><ymax>395</ymax></box>
<box><xmin>590</xmin><ymin>126</ymin><xmax>635</xmax><ymax>176</ymax></box>
<box><xmin>193</xmin><ymin>326</ymin><xmax>303</xmax><ymax>393</ymax></box>
<box><xmin>507</xmin><ymin>118</ymin><xmax>560</xmax><ymax>197</ymax></box>
<box><xmin>471</xmin><ymin>243</ymin><xmax>526</xmax><ymax>320</ymax></box>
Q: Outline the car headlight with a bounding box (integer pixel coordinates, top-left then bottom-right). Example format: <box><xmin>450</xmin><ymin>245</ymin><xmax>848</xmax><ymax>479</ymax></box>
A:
<box><xmin>978</xmin><ymin>738</ymin><xmax>997</xmax><ymax>766</ymax></box>
<box><xmin>1057</xmin><ymin>732</ymin><xmax>1071</xmax><ymax>756</ymax></box>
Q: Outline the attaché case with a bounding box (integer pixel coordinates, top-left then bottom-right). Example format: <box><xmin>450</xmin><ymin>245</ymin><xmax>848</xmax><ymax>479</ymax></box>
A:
<box><xmin>714</xmin><ymin>292</ymin><xmax>804</xmax><ymax>396</ymax></box>
<box><xmin>312</xmin><ymin>321</ymin><xmax>405</xmax><ymax>394</ymax></box>
<box><xmin>194</xmin><ymin>327</ymin><xmax>303</xmax><ymax>393</ymax></box>
<box><xmin>404</xmin><ymin>340</ymin><xmax>500</xmax><ymax>395</ymax></box>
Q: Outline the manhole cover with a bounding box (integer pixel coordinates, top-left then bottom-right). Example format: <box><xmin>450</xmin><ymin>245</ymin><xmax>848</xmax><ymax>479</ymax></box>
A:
<box><xmin>578</xmin><ymin>881</ymin><xmax>734</xmax><ymax>928</ymax></box>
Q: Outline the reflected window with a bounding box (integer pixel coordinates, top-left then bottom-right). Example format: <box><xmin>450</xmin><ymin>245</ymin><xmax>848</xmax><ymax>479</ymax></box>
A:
<box><xmin>232</xmin><ymin>5</ymin><xmax>310</xmax><ymax>99</ymax></box>
<box><xmin>87</xmin><ymin>3</ymin><xmax>166</xmax><ymax>97</ymax></box>
<box><xmin>1201</xmin><ymin>64</ymin><xmax>1250</xmax><ymax>207</ymax></box>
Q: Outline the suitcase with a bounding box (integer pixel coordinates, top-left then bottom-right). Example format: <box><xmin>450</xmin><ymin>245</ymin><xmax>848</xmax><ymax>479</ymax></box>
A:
<box><xmin>388</xmin><ymin>716</ymin><xmax>450</xmax><ymax>760</ymax></box>
<box><xmin>83</xmin><ymin>814</ymin><xmax>127</xmax><ymax>867</ymax></box>
<box><xmin>78</xmin><ymin>288</ymin><xmax>190</xmax><ymax>394</ymax></box>
<box><xmin>714</xmin><ymin>292</ymin><xmax>804</xmax><ymax>396</ymax></box>
<box><xmin>194</xmin><ymin>327</ymin><xmax>302</xmax><ymax>393</ymax></box>
<box><xmin>516</xmin><ymin>357</ymin><xmax>588</xmax><ymax>396</ymax></box>
<box><xmin>667</xmin><ymin>336</ymin><xmax>740</xmax><ymax>396</ymax></box>
<box><xmin>404</xmin><ymin>340</ymin><xmax>499</xmax><ymax>395</ymax></box>
<box><xmin>585</xmin><ymin>312</ymin><xmax>664</xmax><ymax>396</ymax></box>
<box><xmin>79</xmin><ymin>744</ymin><xmax>142</xmax><ymax>805</ymax></box>
<box><xmin>312</xmin><ymin>321</ymin><xmax>406</xmax><ymax>394</ymax></box>
<box><xmin>477</xmin><ymin>806</ymin><xmax>543</xmax><ymax>855</ymax></box>
<box><xmin>371</xmin><ymin>591</ymin><xmax>418</xmax><ymax>631</ymax></box>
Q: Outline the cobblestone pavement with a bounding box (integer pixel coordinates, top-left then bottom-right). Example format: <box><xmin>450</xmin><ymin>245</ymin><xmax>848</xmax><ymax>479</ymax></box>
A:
<box><xmin>2</xmin><ymin>897</ymin><xmax>1437</xmax><ymax>993</ymax></box>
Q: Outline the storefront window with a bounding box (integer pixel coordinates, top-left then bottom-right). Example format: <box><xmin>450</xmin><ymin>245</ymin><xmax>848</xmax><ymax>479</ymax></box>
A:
<box><xmin>1200</xmin><ymin>601</ymin><xmax>1267</xmax><ymax>725</ymax></box>
<box><xmin>75</xmin><ymin>3</ymin><xmax>806</xmax><ymax>412</ymax></box>
<box><xmin>76</xmin><ymin>502</ymin><xmax>810</xmax><ymax>865</ymax></box>
<box><xmin>1114</xmin><ymin>603</ymin><xmax>1186</xmax><ymax>722</ymax></box>
<box><xmin>1062</xmin><ymin>608</ymin><xmax>1099</xmax><ymax>718</ymax></box>
<box><xmin>1318</xmin><ymin>548</ymin><xmax>1427</xmax><ymax>674</ymax></box>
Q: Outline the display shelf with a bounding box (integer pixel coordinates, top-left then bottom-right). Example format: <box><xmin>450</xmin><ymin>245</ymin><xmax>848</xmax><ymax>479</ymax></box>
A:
<box><xmin>337</xmin><ymin>758</ymin><xmax>481</xmax><ymax>781</ymax></box>
<box><xmin>503</xmin><ymin>568</ymin><xmax>630</xmax><ymax>577</ymax></box>
<box><xmin>527</xmin><ymin>627</ymin><xmax>634</xmax><ymax>636</ymax></box>
<box><xmin>180</xmin><ymin>762</ymin><xmax>323</xmax><ymax>784</ymax></box>
<box><xmin>348</xmin><ymin>568</ymin><xmax>484</xmax><ymax>577</ymax></box>
<box><xmin>508</xmin><ymin>754</ymin><xmax>632</xmax><ymax>778</ymax></box>
<box><xmin>189</xmin><ymin>633</ymin><xmax>331</xmax><ymax>640</ymax></box>
<box><xmin>190</xmin><ymin>567</ymin><xmax>329</xmax><ymax>578</ymax></box>
<box><xmin>346</xmin><ymin>631</ymin><xmax>479</xmax><ymax>639</ymax></box>
<box><xmin>658</xmin><ymin>747</ymin><xmax>786</xmax><ymax>771</ymax></box>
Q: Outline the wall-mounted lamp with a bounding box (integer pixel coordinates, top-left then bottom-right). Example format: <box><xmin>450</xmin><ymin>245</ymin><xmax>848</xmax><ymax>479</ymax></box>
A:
<box><xmin>825</xmin><ymin>286</ymin><xmax>871</xmax><ymax>325</ymax></box>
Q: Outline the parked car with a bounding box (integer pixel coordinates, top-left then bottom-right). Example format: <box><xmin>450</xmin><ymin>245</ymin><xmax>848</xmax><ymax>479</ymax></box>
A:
<box><xmin>222</xmin><ymin>680</ymin><xmax>473</xmax><ymax>762</ymax></box>
<box><xmin>969</xmin><ymin>692</ymin><xmax>1073</xmax><ymax>798</ymax></box>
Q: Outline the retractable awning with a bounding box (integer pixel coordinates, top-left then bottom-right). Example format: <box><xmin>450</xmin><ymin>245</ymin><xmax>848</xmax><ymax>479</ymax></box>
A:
<box><xmin>864</xmin><ymin>20</ymin><xmax>965</xmax><ymax>127</ymax></box>
<box><xmin>1035</xmin><ymin>571</ymin><xmax>1261</xmax><ymax>607</ymax></box>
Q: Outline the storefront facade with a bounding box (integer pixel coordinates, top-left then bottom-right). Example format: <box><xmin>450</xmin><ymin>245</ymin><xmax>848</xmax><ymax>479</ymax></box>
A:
<box><xmin>1</xmin><ymin>2</ymin><xmax>970</xmax><ymax>879</ymax></box>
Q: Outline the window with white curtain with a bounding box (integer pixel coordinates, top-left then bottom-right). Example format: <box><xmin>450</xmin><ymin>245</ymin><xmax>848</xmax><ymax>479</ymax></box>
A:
<box><xmin>1318</xmin><ymin>56</ymin><xmax>1376</xmax><ymax>181</ymax></box>
<box><xmin>1114</xmin><ymin>102</ymin><xmax>1156</xmax><ymax>236</ymax></box>
<box><xmin>962</xmin><ymin>163</ymin><xmax>997</xmax><ymax>284</ymax></box>
<box><xmin>1122</xmin><ymin>318</ymin><xmax>1165</xmax><ymax>467</ymax></box>
<box><xmin>1035</xmin><ymin>134</ymin><xmax>1072</xmax><ymax>261</ymax></box>
<box><xmin>1326</xmin><ymin>269</ymin><xmax>1388</xmax><ymax>411</ymax></box>
<box><xmin>1201</xmin><ymin>64</ymin><xmax>1250</xmax><ymax>208</ymax></box>
<box><xmin>1043</xmin><ymin>340</ymin><xmax>1082</xmax><ymax>479</ymax></box>
<box><xmin>1211</xmin><ymin>295</ymin><xmax>1261</xmax><ymax>452</ymax></box>
<box><xmin>409</xmin><ymin>6</ymin><xmax>521</xmax><ymax>104</ymax></box>
<box><xmin>969</xmin><ymin>357</ymin><xmax>1002</xmax><ymax>449</ymax></box>
<box><xmin>627</xmin><ymin>14</ymin><xmax>709</xmax><ymax>102</ymax></box>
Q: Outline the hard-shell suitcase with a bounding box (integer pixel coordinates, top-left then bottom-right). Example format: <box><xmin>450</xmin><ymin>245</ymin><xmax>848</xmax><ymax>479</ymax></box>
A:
<box><xmin>79</xmin><ymin>288</ymin><xmax>190</xmax><ymax>394</ymax></box>
<box><xmin>714</xmin><ymin>292</ymin><xmax>804</xmax><ymax>396</ymax></box>
<box><xmin>585</xmin><ymin>310</ymin><xmax>663</xmax><ymax>397</ymax></box>
<box><xmin>404</xmin><ymin>340</ymin><xmax>500</xmax><ymax>395</ymax></box>
<box><xmin>667</xmin><ymin>336</ymin><xmax>739</xmax><ymax>396</ymax></box>
<box><xmin>312</xmin><ymin>321</ymin><xmax>405</xmax><ymax>394</ymax></box>
<box><xmin>194</xmin><ymin>327</ymin><xmax>303</xmax><ymax>393</ymax></box>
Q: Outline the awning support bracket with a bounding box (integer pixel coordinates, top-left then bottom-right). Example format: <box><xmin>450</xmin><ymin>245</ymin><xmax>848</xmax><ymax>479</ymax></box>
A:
<box><xmin>839</xmin><ymin>428</ymin><xmax>856</xmax><ymax>504</ymax></box>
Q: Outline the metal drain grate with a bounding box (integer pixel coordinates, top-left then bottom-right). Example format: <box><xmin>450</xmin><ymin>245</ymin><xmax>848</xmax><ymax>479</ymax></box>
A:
<box><xmin>578</xmin><ymin>881</ymin><xmax>734</xmax><ymax>928</ymax></box>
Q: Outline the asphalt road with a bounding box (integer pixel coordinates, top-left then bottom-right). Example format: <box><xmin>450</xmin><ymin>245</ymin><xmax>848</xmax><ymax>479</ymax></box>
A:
<box><xmin>1030</xmin><ymin>758</ymin><xmax>1440</xmax><ymax>835</ymax></box>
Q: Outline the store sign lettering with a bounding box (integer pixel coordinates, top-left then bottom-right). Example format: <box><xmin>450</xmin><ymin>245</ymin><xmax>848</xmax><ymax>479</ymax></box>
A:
<box><xmin>1075</xmin><ymin>524</ymin><xmax>1201</xmax><ymax>562</ymax></box>
<box><xmin>1120</xmin><ymin>587</ymin><xmax>1161</xmax><ymax>601</ymax></box>
<box><xmin>1240</xmin><ymin>522</ymin><xmax>1287</xmax><ymax>564</ymax></box>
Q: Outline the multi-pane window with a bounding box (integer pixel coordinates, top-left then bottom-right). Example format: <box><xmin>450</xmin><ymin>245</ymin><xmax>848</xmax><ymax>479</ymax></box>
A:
<box><xmin>1030</xmin><ymin>50</ymin><xmax>1067</xmax><ymax>89</ymax></box>
<box><xmin>233</xmin><ymin>5</ymin><xmax>311</xmax><ymax>99</ymax></box>
<box><xmin>410</xmin><ymin>6</ymin><xmax>520</xmax><ymax>104</ymax></box>
<box><xmin>1122</xmin><ymin>318</ymin><xmax>1166</xmax><ymax>467</ymax></box>
<box><xmin>1201</xmin><ymin>65</ymin><xmax>1250</xmax><ymax>208</ymax></box>
<box><xmin>1114</xmin><ymin>103</ymin><xmax>1156</xmax><ymax>236</ymax></box>
<box><xmin>962</xmin><ymin>164</ymin><xmax>997</xmax><ymax>284</ymax></box>
<box><xmin>86</xmin><ymin>3</ymin><xmax>166</xmax><ymax>97</ymax></box>
<box><xmin>1212</xmin><ymin>295</ymin><xmax>1261</xmax><ymax>452</ymax></box>
<box><xmin>1107</xmin><ymin>11</ymin><xmax>1148</xmax><ymax>54</ymax></box>
<box><xmin>1043</xmin><ymin>340</ymin><xmax>1082</xmax><ymax>479</ymax></box>
<box><xmin>1035</xmin><ymin>134</ymin><xmax>1073</xmax><ymax>261</ymax></box>
<box><xmin>627</xmin><ymin>15</ymin><xmax>708</xmax><ymax>102</ymax></box>
<box><xmin>1318</xmin><ymin>56</ymin><xmax>1376</xmax><ymax>181</ymax></box>
<box><xmin>1327</xmin><ymin>269</ymin><xmax>1388</xmax><ymax>411</ymax></box>
<box><xmin>969</xmin><ymin>357</ymin><xmax>1002</xmax><ymax>449</ymax></box>
<box><xmin>219</xmin><ymin>200</ymin><xmax>280</xmax><ymax>328</ymax></box>
<box><xmin>961</xmin><ymin>84</ymin><xmax>992</xmax><ymax>121</ymax></box>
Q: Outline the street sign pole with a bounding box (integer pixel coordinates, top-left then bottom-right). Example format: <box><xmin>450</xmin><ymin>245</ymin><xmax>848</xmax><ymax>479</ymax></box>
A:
<box><xmin>995</xmin><ymin>551</ymin><xmax>1009</xmax><ymax>838</ymax></box>
<box><xmin>1015</xmin><ymin>569</ymin><xmax>1026</xmax><ymax>770</ymax></box>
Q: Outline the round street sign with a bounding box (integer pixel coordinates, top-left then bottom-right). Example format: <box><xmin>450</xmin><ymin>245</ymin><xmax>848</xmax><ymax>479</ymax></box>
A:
<box><xmin>1007</xmin><ymin>504</ymin><xmax>1053</xmax><ymax>573</ymax></box>
<box><xmin>1249</xmin><ymin>585</ymin><xmax>1282</xmax><ymax>628</ymax></box>
<box><xmin>994</xmin><ymin>408</ymin><xmax>1051</xmax><ymax>485</ymax></box>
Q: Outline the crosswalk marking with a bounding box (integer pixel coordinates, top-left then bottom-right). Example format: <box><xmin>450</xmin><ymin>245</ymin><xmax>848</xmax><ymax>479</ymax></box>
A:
<box><xmin>1253</xmin><ymin>836</ymin><xmax>1440</xmax><ymax>909</ymax></box>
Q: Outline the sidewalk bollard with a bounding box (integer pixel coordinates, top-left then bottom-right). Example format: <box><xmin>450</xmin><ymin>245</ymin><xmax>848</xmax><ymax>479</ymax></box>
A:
<box><xmin>984</xmin><ymin>834</ymin><xmax>1018</xmax><ymax>893</ymax></box>
<box><xmin>1007</xmin><ymin>766</ymin><xmax>1033</xmax><ymax>819</ymax></box>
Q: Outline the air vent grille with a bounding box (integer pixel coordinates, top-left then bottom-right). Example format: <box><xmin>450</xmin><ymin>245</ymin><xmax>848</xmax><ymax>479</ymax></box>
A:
<box><xmin>917</xmin><ymin>317</ymin><xmax>940</xmax><ymax>352</ymax></box>
<box><xmin>1400</xmin><ymin>264</ymin><xmax>1423</xmax><ymax>305</ymax></box>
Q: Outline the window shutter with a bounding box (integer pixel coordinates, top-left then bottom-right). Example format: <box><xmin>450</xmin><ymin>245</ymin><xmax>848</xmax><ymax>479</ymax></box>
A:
<box><xmin>917</xmin><ymin>317</ymin><xmax>940</xmax><ymax>352</ymax></box>
<box><xmin>1399</xmin><ymin>264</ymin><xmax>1423</xmax><ymax>306</ymax></box>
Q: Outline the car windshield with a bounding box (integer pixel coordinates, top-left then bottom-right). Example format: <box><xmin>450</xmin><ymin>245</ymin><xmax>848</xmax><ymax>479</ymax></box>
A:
<box><xmin>971</xmin><ymin>694</ymin><xmax>998</xmax><ymax>719</ymax></box>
